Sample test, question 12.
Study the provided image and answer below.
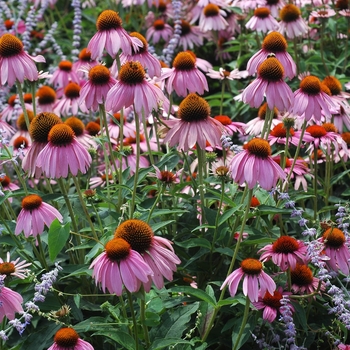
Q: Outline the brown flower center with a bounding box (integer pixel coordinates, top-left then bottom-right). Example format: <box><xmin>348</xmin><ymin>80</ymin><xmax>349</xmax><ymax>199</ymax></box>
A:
<box><xmin>272</xmin><ymin>236</ymin><xmax>299</xmax><ymax>253</ymax></box>
<box><xmin>23</xmin><ymin>93</ymin><xmax>32</xmax><ymax>104</ymax></box>
<box><xmin>262</xmin><ymin>290</ymin><xmax>282</xmax><ymax>308</ymax></box>
<box><xmin>173</xmin><ymin>51</ymin><xmax>195</xmax><ymax>71</ymax></box>
<box><xmin>0</xmin><ymin>262</ymin><xmax>15</xmax><ymax>275</ymax></box>
<box><xmin>300</xmin><ymin>76</ymin><xmax>321</xmax><ymax>95</ymax></box>
<box><xmin>246</xmin><ymin>138</ymin><xmax>271</xmax><ymax>158</ymax></box>
<box><xmin>180</xmin><ymin>20</ymin><xmax>191</xmax><ymax>36</ymax></box>
<box><xmin>0</xmin><ymin>34</ymin><xmax>23</xmax><ymax>57</ymax></box>
<box><xmin>280</xmin><ymin>4</ymin><xmax>301</xmax><ymax>23</ymax></box>
<box><xmin>8</xmin><ymin>94</ymin><xmax>17</xmax><ymax>106</ymax></box>
<box><xmin>203</xmin><ymin>3</ymin><xmax>220</xmax><ymax>17</ymax></box>
<box><xmin>153</xmin><ymin>19</ymin><xmax>165</xmax><ymax>30</ymax></box>
<box><xmin>215</xmin><ymin>166</ymin><xmax>229</xmax><ymax>177</ymax></box>
<box><xmin>13</xmin><ymin>136</ymin><xmax>30</xmax><ymax>149</ymax></box>
<box><xmin>250</xmin><ymin>196</ymin><xmax>260</xmax><ymax>207</ymax></box>
<box><xmin>258</xmin><ymin>103</ymin><xmax>278</xmax><ymax>119</ymax></box>
<box><xmin>0</xmin><ymin>175</ymin><xmax>10</xmax><ymax>187</ymax></box>
<box><xmin>258</xmin><ymin>57</ymin><xmax>284</xmax><ymax>81</ymax></box>
<box><xmin>78</xmin><ymin>48</ymin><xmax>92</xmax><ymax>61</ymax></box>
<box><xmin>241</xmin><ymin>258</ymin><xmax>263</xmax><ymax>275</ymax></box>
<box><xmin>48</xmin><ymin>124</ymin><xmax>75</xmax><ymax>146</ymax></box>
<box><xmin>88</xmin><ymin>65</ymin><xmax>111</xmax><ymax>85</ymax></box>
<box><xmin>291</xmin><ymin>264</ymin><xmax>313</xmax><ymax>286</ymax></box>
<box><xmin>322</xmin><ymin>123</ymin><xmax>337</xmax><ymax>133</ymax></box>
<box><xmin>114</xmin><ymin>219</ymin><xmax>153</xmax><ymax>253</ymax></box>
<box><xmin>96</xmin><ymin>10</ymin><xmax>122</xmax><ymax>31</ymax></box>
<box><xmin>54</xmin><ymin>328</ymin><xmax>79</xmax><ymax>348</ymax></box>
<box><xmin>159</xmin><ymin>170</ymin><xmax>176</xmax><ymax>183</ymax></box>
<box><xmin>306</xmin><ymin>125</ymin><xmax>327</xmax><ymax>138</ymax></box>
<box><xmin>254</xmin><ymin>7</ymin><xmax>271</xmax><ymax>18</ymax></box>
<box><xmin>262</xmin><ymin>31</ymin><xmax>288</xmax><ymax>53</ymax></box>
<box><xmin>85</xmin><ymin>121</ymin><xmax>100</xmax><ymax>136</ymax></box>
<box><xmin>214</xmin><ymin>115</ymin><xmax>232</xmax><ymax>125</ymax></box>
<box><xmin>130</xmin><ymin>32</ymin><xmax>147</xmax><ymax>53</ymax></box>
<box><xmin>321</xmin><ymin>83</ymin><xmax>332</xmax><ymax>96</ymax></box>
<box><xmin>17</xmin><ymin>111</ymin><xmax>34</xmax><ymax>131</ymax></box>
<box><xmin>105</xmin><ymin>237</ymin><xmax>131</xmax><ymax>261</ymax></box>
<box><xmin>323</xmin><ymin>228</ymin><xmax>346</xmax><ymax>248</ymax></box>
<box><xmin>36</xmin><ymin>86</ymin><xmax>56</xmax><ymax>105</ymax></box>
<box><xmin>266</xmin><ymin>0</ymin><xmax>279</xmax><ymax>4</ymax></box>
<box><xmin>30</xmin><ymin>112</ymin><xmax>62</xmax><ymax>143</ymax></box>
<box><xmin>322</xmin><ymin>76</ymin><xmax>342</xmax><ymax>96</ymax></box>
<box><xmin>178</xmin><ymin>93</ymin><xmax>210</xmax><ymax>122</ymax></box>
<box><xmin>65</xmin><ymin>117</ymin><xmax>85</xmax><ymax>137</ymax></box>
<box><xmin>58</xmin><ymin>60</ymin><xmax>73</xmax><ymax>72</ymax></box>
<box><xmin>342</xmin><ymin>132</ymin><xmax>350</xmax><ymax>146</ymax></box>
<box><xmin>270</xmin><ymin>123</ymin><xmax>295</xmax><ymax>137</ymax></box>
<box><xmin>64</xmin><ymin>82</ymin><xmax>80</xmax><ymax>99</ymax></box>
<box><xmin>22</xmin><ymin>194</ymin><xmax>43</xmax><ymax>211</ymax></box>
<box><xmin>119</xmin><ymin>61</ymin><xmax>145</xmax><ymax>85</ymax></box>
<box><xmin>4</xmin><ymin>20</ymin><xmax>14</xmax><ymax>30</ymax></box>
<box><xmin>336</xmin><ymin>0</ymin><xmax>349</xmax><ymax>10</ymax></box>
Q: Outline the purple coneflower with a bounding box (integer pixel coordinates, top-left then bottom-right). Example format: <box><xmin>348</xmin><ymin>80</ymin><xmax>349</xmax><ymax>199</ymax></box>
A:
<box><xmin>290</xmin><ymin>263</ymin><xmax>323</xmax><ymax>294</ymax></box>
<box><xmin>163</xmin><ymin>93</ymin><xmax>224</xmax><ymax>151</ymax></box>
<box><xmin>36</xmin><ymin>86</ymin><xmax>57</xmax><ymax>113</ymax></box>
<box><xmin>48</xmin><ymin>328</ymin><xmax>93</xmax><ymax>350</ymax></box>
<box><xmin>0</xmin><ymin>282</ymin><xmax>23</xmax><ymax>322</ymax></box>
<box><xmin>278</xmin><ymin>3</ymin><xmax>309</xmax><ymax>38</ymax></box>
<box><xmin>229</xmin><ymin>138</ymin><xmax>286</xmax><ymax>190</ymax></box>
<box><xmin>161</xmin><ymin>51</ymin><xmax>208</xmax><ymax>97</ymax></box>
<box><xmin>178</xmin><ymin>20</ymin><xmax>204</xmax><ymax>51</ymax></box>
<box><xmin>87</xmin><ymin>10</ymin><xmax>142</xmax><ymax>59</ymax></box>
<box><xmin>259</xmin><ymin>236</ymin><xmax>307</xmax><ymax>271</ymax></box>
<box><xmin>89</xmin><ymin>172</ymin><xmax>114</xmax><ymax>188</ymax></box>
<box><xmin>264</xmin><ymin>0</ymin><xmax>286</xmax><ymax>17</ymax></box>
<box><xmin>146</xmin><ymin>18</ymin><xmax>173</xmax><ymax>44</ymax></box>
<box><xmin>245</xmin><ymin>7</ymin><xmax>279</xmax><ymax>32</ymax></box>
<box><xmin>90</xmin><ymin>237</ymin><xmax>153</xmax><ymax>295</ymax></box>
<box><xmin>49</xmin><ymin>60</ymin><xmax>80</xmax><ymax>89</ymax></box>
<box><xmin>64</xmin><ymin>116</ymin><xmax>97</xmax><ymax>150</ymax></box>
<box><xmin>206</xmin><ymin>67</ymin><xmax>248</xmax><ymax>81</ymax></box>
<box><xmin>36</xmin><ymin>124</ymin><xmax>92</xmax><ymax>178</ymax></box>
<box><xmin>72</xmin><ymin>48</ymin><xmax>98</xmax><ymax>78</ymax></box>
<box><xmin>15</xmin><ymin>194</ymin><xmax>63</xmax><ymax>238</ymax></box>
<box><xmin>268</xmin><ymin>122</ymin><xmax>313</xmax><ymax>146</ymax></box>
<box><xmin>199</xmin><ymin>4</ymin><xmax>228</xmax><ymax>32</ymax></box>
<box><xmin>221</xmin><ymin>258</ymin><xmax>276</xmax><ymax>302</ymax></box>
<box><xmin>0</xmin><ymin>34</ymin><xmax>45</xmax><ymax>86</ymax></box>
<box><xmin>213</xmin><ymin>115</ymin><xmax>245</xmax><ymax>135</ymax></box>
<box><xmin>0</xmin><ymin>175</ymin><xmax>20</xmax><ymax>193</ymax></box>
<box><xmin>0</xmin><ymin>252</ymin><xmax>31</xmax><ymax>279</ymax></box>
<box><xmin>105</xmin><ymin>61</ymin><xmax>165</xmax><ymax>117</ymax></box>
<box><xmin>54</xmin><ymin>82</ymin><xmax>85</xmax><ymax>117</ymax></box>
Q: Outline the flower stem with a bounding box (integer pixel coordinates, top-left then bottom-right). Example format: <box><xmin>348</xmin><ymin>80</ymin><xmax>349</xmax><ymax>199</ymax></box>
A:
<box><xmin>147</xmin><ymin>185</ymin><xmax>163</xmax><ymax>224</ymax></box>
<box><xmin>313</xmin><ymin>147</ymin><xmax>318</xmax><ymax>221</ymax></box>
<box><xmin>16</xmin><ymin>80</ymin><xmax>31</xmax><ymax>131</ymax></box>
<box><xmin>196</xmin><ymin>145</ymin><xmax>207</xmax><ymax>226</ymax></box>
<box><xmin>261</xmin><ymin>107</ymin><xmax>274</xmax><ymax>140</ymax></box>
<box><xmin>140</xmin><ymin>288</ymin><xmax>150</xmax><ymax>348</ymax></box>
<box><xmin>126</xmin><ymin>290</ymin><xmax>139</xmax><ymax>350</ymax></box>
<box><xmin>233</xmin><ymin>295</ymin><xmax>251</xmax><ymax>350</ymax></box>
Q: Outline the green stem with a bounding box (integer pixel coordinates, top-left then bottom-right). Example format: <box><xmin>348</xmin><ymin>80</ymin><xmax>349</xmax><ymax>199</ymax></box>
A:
<box><xmin>319</xmin><ymin>21</ymin><xmax>330</xmax><ymax>76</ymax></box>
<box><xmin>233</xmin><ymin>295</ymin><xmax>251</xmax><ymax>350</ymax></box>
<box><xmin>313</xmin><ymin>147</ymin><xmax>318</xmax><ymax>221</ymax></box>
<box><xmin>293</xmin><ymin>37</ymin><xmax>300</xmax><ymax>75</ymax></box>
<box><xmin>126</xmin><ymin>291</ymin><xmax>139</xmax><ymax>350</ymax></box>
<box><xmin>30</xmin><ymin>81</ymin><xmax>37</xmax><ymax>117</ymax></box>
<box><xmin>219</xmin><ymin>81</ymin><xmax>225</xmax><ymax>115</ymax></box>
<box><xmin>147</xmin><ymin>185</ymin><xmax>163</xmax><ymax>224</ymax></box>
<box><xmin>196</xmin><ymin>145</ymin><xmax>207</xmax><ymax>226</ymax></box>
<box><xmin>141</xmin><ymin>110</ymin><xmax>155</xmax><ymax>165</ymax></box>
<box><xmin>140</xmin><ymin>288</ymin><xmax>150</xmax><ymax>348</ymax></box>
<box><xmin>16</xmin><ymin>80</ymin><xmax>31</xmax><ymax>131</ymax></box>
<box><xmin>261</xmin><ymin>107</ymin><xmax>274</xmax><ymax>140</ymax></box>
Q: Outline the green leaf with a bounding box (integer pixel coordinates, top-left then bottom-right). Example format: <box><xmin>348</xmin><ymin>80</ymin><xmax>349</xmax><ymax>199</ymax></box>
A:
<box><xmin>92</xmin><ymin>331</ymin><xmax>135</xmax><ymax>350</ymax></box>
<box><xmin>198</xmin><ymin>286</ymin><xmax>216</xmax><ymax>337</ymax></box>
<box><xmin>170</xmin><ymin>286</ymin><xmax>216</xmax><ymax>306</ymax></box>
<box><xmin>256</xmin><ymin>205</ymin><xmax>291</xmax><ymax>215</ymax></box>
<box><xmin>48</xmin><ymin>220</ymin><xmax>70</xmax><ymax>261</ymax></box>
<box><xmin>219</xmin><ymin>207</ymin><xmax>239</xmax><ymax>226</ymax></box>
<box><xmin>175</xmin><ymin>238</ymin><xmax>211</xmax><ymax>250</ymax></box>
<box><xmin>149</xmin><ymin>338</ymin><xmax>193</xmax><ymax>350</ymax></box>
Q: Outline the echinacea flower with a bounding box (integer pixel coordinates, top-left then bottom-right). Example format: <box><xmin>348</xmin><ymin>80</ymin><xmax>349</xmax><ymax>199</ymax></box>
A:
<box><xmin>161</xmin><ymin>51</ymin><xmax>209</xmax><ymax>97</ymax></box>
<box><xmin>36</xmin><ymin>124</ymin><xmax>92</xmax><ymax>178</ymax></box>
<box><xmin>178</xmin><ymin>20</ymin><xmax>204</xmax><ymax>51</ymax></box>
<box><xmin>64</xmin><ymin>116</ymin><xmax>97</xmax><ymax>150</ymax></box>
<box><xmin>48</xmin><ymin>328</ymin><xmax>93</xmax><ymax>350</ymax></box>
<box><xmin>114</xmin><ymin>219</ymin><xmax>181</xmax><ymax>291</ymax></box>
<box><xmin>151</xmin><ymin>165</ymin><xmax>183</xmax><ymax>185</ymax></box>
<box><xmin>0</xmin><ymin>252</ymin><xmax>31</xmax><ymax>279</ymax></box>
<box><xmin>242</xmin><ymin>55</ymin><xmax>294</xmax><ymax>111</ymax></box>
<box><xmin>247</xmin><ymin>31</ymin><xmax>296</xmax><ymax>79</ymax></box>
<box><xmin>245</xmin><ymin>7</ymin><xmax>279</xmax><ymax>32</ymax></box>
<box><xmin>88</xmin><ymin>10</ymin><xmax>142</xmax><ymax>59</ymax></box>
<box><xmin>268</xmin><ymin>122</ymin><xmax>313</xmax><ymax>146</ymax></box>
<box><xmin>206</xmin><ymin>67</ymin><xmax>249</xmax><ymax>81</ymax></box>
<box><xmin>105</xmin><ymin>61</ymin><xmax>165</xmax><ymax>117</ymax></box>
<box><xmin>54</xmin><ymin>82</ymin><xmax>85</xmax><ymax>117</ymax></box>
<box><xmin>90</xmin><ymin>237</ymin><xmax>153</xmax><ymax>295</ymax></box>
<box><xmin>278</xmin><ymin>4</ymin><xmax>309</xmax><ymax>39</ymax></box>
<box><xmin>0</xmin><ymin>279</ymin><xmax>23</xmax><ymax>322</ymax></box>
<box><xmin>49</xmin><ymin>60</ymin><xmax>80</xmax><ymax>88</ymax></box>
<box><xmin>89</xmin><ymin>173</ymin><xmax>114</xmax><ymax>188</ymax></box>
<box><xmin>221</xmin><ymin>258</ymin><xmax>276</xmax><ymax>302</ymax></box>
<box><xmin>36</xmin><ymin>85</ymin><xmax>57</xmax><ymax>112</ymax></box>
<box><xmin>0</xmin><ymin>34</ymin><xmax>45</xmax><ymax>86</ymax></box>
<box><xmin>290</xmin><ymin>263</ymin><xmax>323</xmax><ymax>294</ymax></box>
<box><xmin>213</xmin><ymin>115</ymin><xmax>245</xmax><ymax>135</ymax></box>
<box><xmin>146</xmin><ymin>19</ymin><xmax>173</xmax><ymax>44</ymax></box>
<box><xmin>73</xmin><ymin>48</ymin><xmax>98</xmax><ymax>78</ymax></box>
<box><xmin>259</xmin><ymin>236</ymin><xmax>307</xmax><ymax>271</ymax></box>
<box><xmin>229</xmin><ymin>138</ymin><xmax>286</xmax><ymax>190</ymax></box>
<box><xmin>199</xmin><ymin>3</ymin><xmax>228</xmax><ymax>32</ymax></box>
<box><xmin>79</xmin><ymin>64</ymin><xmax>117</xmax><ymax>112</ymax></box>
<box><xmin>163</xmin><ymin>93</ymin><xmax>224</xmax><ymax>151</ymax></box>
<box><xmin>15</xmin><ymin>194</ymin><xmax>63</xmax><ymax>238</ymax></box>
<box><xmin>0</xmin><ymin>175</ymin><xmax>20</xmax><ymax>193</ymax></box>
<box><xmin>321</xmin><ymin>228</ymin><xmax>350</xmax><ymax>275</ymax></box>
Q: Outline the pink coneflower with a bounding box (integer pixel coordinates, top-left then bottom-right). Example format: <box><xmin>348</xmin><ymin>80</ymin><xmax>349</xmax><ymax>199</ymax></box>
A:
<box><xmin>247</xmin><ymin>31</ymin><xmax>296</xmax><ymax>79</ymax></box>
<box><xmin>229</xmin><ymin>138</ymin><xmax>286</xmax><ymax>190</ymax></box>
<box><xmin>232</xmin><ymin>0</ymin><xmax>265</xmax><ymax>11</ymax></box>
<box><xmin>79</xmin><ymin>64</ymin><xmax>117</xmax><ymax>112</ymax></box>
<box><xmin>146</xmin><ymin>19</ymin><xmax>173</xmax><ymax>44</ymax></box>
<box><xmin>64</xmin><ymin>116</ymin><xmax>97</xmax><ymax>150</ymax></box>
<box><xmin>0</xmin><ymin>34</ymin><xmax>45</xmax><ymax>87</ymax></box>
<box><xmin>0</xmin><ymin>281</ymin><xmax>23</xmax><ymax>322</ymax></box>
<box><xmin>1</xmin><ymin>95</ymin><xmax>21</xmax><ymax>122</ymax></box>
<box><xmin>279</xmin><ymin>4</ymin><xmax>309</xmax><ymax>39</ymax></box>
<box><xmin>151</xmin><ymin>165</ymin><xmax>182</xmax><ymax>185</ymax></box>
<box><xmin>0</xmin><ymin>252</ymin><xmax>31</xmax><ymax>279</ymax></box>
<box><xmin>178</xmin><ymin>20</ymin><xmax>204</xmax><ymax>51</ymax></box>
<box><xmin>48</xmin><ymin>328</ymin><xmax>93</xmax><ymax>350</ymax></box>
<box><xmin>0</xmin><ymin>175</ymin><xmax>20</xmax><ymax>194</ymax></box>
<box><xmin>321</xmin><ymin>228</ymin><xmax>350</xmax><ymax>275</ymax></box>
<box><xmin>245</xmin><ymin>7</ymin><xmax>279</xmax><ymax>32</ymax></box>
<box><xmin>15</xmin><ymin>194</ymin><xmax>63</xmax><ymax>238</ymax></box>
<box><xmin>0</xmin><ymin>115</ymin><xmax>15</xmax><ymax>139</ymax></box>
<box><xmin>206</xmin><ymin>67</ymin><xmax>249</xmax><ymax>81</ymax></box>
<box><xmin>268</xmin><ymin>122</ymin><xmax>313</xmax><ymax>146</ymax></box>
<box><xmin>90</xmin><ymin>237</ymin><xmax>153</xmax><ymax>295</ymax></box>
<box><xmin>220</xmin><ymin>258</ymin><xmax>276</xmax><ymax>302</ymax></box>
<box><xmin>106</xmin><ymin>61</ymin><xmax>165</xmax><ymax>117</ymax></box>
<box><xmin>36</xmin><ymin>124</ymin><xmax>92</xmax><ymax>178</ymax></box>
<box><xmin>87</xmin><ymin>10</ymin><xmax>142</xmax><ymax>59</ymax></box>
<box><xmin>22</xmin><ymin>112</ymin><xmax>62</xmax><ymax>177</ymax></box>
<box><xmin>290</xmin><ymin>263</ymin><xmax>323</xmax><ymax>294</ymax></box>
<box><xmin>291</xmin><ymin>75</ymin><xmax>336</xmax><ymax>122</ymax></box>
<box><xmin>310</xmin><ymin>8</ymin><xmax>336</xmax><ymax>20</ymax></box>
<box><xmin>89</xmin><ymin>172</ymin><xmax>114</xmax><ymax>188</ymax></box>
<box><xmin>259</xmin><ymin>236</ymin><xmax>307</xmax><ymax>271</ymax></box>
<box><xmin>213</xmin><ymin>115</ymin><xmax>245</xmax><ymax>135</ymax></box>
<box><xmin>54</xmin><ymin>82</ymin><xmax>85</xmax><ymax>117</ymax></box>
<box><xmin>36</xmin><ymin>85</ymin><xmax>57</xmax><ymax>113</ymax></box>
<box><xmin>163</xmin><ymin>93</ymin><xmax>224</xmax><ymax>151</ymax></box>
<box><xmin>161</xmin><ymin>51</ymin><xmax>208</xmax><ymax>97</ymax></box>
<box><xmin>264</xmin><ymin>0</ymin><xmax>286</xmax><ymax>17</ymax></box>
<box><xmin>199</xmin><ymin>3</ymin><xmax>228</xmax><ymax>32</ymax></box>
<box><xmin>72</xmin><ymin>48</ymin><xmax>98</xmax><ymax>78</ymax></box>
<box><xmin>49</xmin><ymin>60</ymin><xmax>80</xmax><ymax>89</ymax></box>
<box><xmin>252</xmin><ymin>286</ymin><xmax>292</xmax><ymax>323</ymax></box>
<box><xmin>114</xmin><ymin>219</ymin><xmax>181</xmax><ymax>291</ymax></box>
<box><xmin>339</xmin><ymin>344</ymin><xmax>350</xmax><ymax>350</ymax></box>
<box><xmin>186</xmin><ymin>50</ymin><xmax>213</xmax><ymax>73</ymax></box>
<box><xmin>10</xmin><ymin>110</ymin><xmax>34</xmax><ymax>146</ymax></box>
<box><xmin>120</xmin><ymin>32</ymin><xmax>161</xmax><ymax>78</ymax></box>
<box><xmin>242</xmin><ymin>55</ymin><xmax>294</xmax><ymax>111</ymax></box>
